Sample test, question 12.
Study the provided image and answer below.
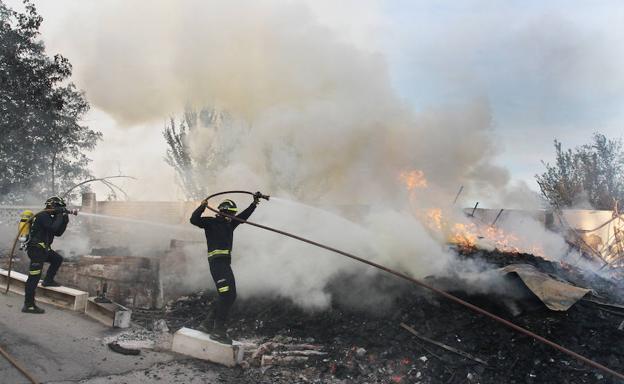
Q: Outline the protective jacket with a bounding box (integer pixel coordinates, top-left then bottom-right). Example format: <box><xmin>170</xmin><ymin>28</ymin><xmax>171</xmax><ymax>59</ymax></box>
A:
<box><xmin>190</xmin><ymin>202</ymin><xmax>256</xmax><ymax>260</ymax></box>
<box><xmin>28</xmin><ymin>211</ymin><xmax>68</xmax><ymax>249</ymax></box>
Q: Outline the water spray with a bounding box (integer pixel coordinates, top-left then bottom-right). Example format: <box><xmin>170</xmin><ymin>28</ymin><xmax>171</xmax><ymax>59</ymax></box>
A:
<box><xmin>204</xmin><ymin>190</ymin><xmax>624</xmax><ymax>381</ymax></box>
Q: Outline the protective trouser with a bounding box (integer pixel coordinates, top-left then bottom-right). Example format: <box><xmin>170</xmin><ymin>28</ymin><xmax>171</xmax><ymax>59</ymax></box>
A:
<box><xmin>208</xmin><ymin>257</ymin><xmax>237</xmax><ymax>325</ymax></box>
<box><xmin>24</xmin><ymin>246</ymin><xmax>63</xmax><ymax>305</ymax></box>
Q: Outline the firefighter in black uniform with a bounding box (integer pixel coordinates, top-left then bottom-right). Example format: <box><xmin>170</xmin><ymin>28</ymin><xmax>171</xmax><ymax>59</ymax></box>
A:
<box><xmin>23</xmin><ymin>196</ymin><xmax>69</xmax><ymax>314</ymax></box>
<box><xmin>190</xmin><ymin>192</ymin><xmax>263</xmax><ymax>343</ymax></box>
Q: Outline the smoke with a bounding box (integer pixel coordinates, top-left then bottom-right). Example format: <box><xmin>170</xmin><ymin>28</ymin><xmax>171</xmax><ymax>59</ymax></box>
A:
<box><xmin>493</xmin><ymin>214</ymin><xmax>568</xmax><ymax>262</ymax></box>
<box><xmin>51</xmin><ymin>0</ymin><xmax>511</xmax><ymax>200</ymax></box>
<box><xmin>184</xmin><ymin>197</ymin><xmax>533</xmax><ymax>309</ymax></box>
<box><xmin>30</xmin><ymin>0</ymin><xmax>584</xmax><ymax>308</ymax></box>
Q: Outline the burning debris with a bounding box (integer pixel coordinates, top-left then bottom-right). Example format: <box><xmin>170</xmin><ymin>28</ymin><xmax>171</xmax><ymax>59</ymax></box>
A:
<box><xmin>124</xmin><ymin>247</ymin><xmax>624</xmax><ymax>384</ymax></box>
<box><xmin>3</xmin><ymin>184</ymin><xmax>624</xmax><ymax>384</ymax></box>
<box><xmin>4</xmin><ymin>188</ymin><xmax>624</xmax><ymax>383</ymax></box>
<box><xmin>3</xmin><ymin>2</ymin><xmax>624</xmax><ymax>383</ymax></box>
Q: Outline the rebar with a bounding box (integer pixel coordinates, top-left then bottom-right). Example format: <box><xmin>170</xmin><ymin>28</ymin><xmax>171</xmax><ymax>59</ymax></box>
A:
<box><xmin>470</xmin><ymin>202</ymin><xmax>479</xmax><ymax>217</ymax></box>
<box><xmin>452</xmin><ymin>186</ymin><xmax>464</xmax><ymax>205</ymax></box>
<box><xmin>491</xmin><ymin>209</ymin><xmax>504</xmax><ymax>227</ymax></box>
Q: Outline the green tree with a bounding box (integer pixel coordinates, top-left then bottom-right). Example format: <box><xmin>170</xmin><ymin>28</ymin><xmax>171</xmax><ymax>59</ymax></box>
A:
<box><xmin>163</xmin><ymin>107</ymin><xmax>235</xmax><ymax>200</ymax></box>
<box><xmin>0</xmin><ymin>0</ymin><xmax>101</xmax><ymax>203</ymax></box>
<box><xmin>536</xmin><ymin>133</ymin><xmax>624</xmax><ymax>210</ymax></box>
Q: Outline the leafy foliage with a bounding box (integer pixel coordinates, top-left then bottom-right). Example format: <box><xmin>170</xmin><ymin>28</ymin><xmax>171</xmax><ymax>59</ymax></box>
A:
<box><xmin>536</xmin><ymin>133</ymin><xmax>624</xmax><ymax>210</ymax></box>
<box><xmin>0</xmin><ymin>0</ymin><xmax>101</xmax><ymax>203</ymax></box>
<box><xmin>163</xmin><ymin>107</ymin><xmax>231</xmax><ymax>200</ymax></box>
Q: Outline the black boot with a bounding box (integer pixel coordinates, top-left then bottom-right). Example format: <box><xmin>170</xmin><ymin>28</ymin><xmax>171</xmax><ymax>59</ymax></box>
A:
<box><xmin>42</xmin><ymin>279</ymin><xmax>61</xmax><ymax>287</ymax></box>
<box><xmin>22</xmin><ymin>303</ymin><xmax>45</xmax><ymax>314</ymax></box>
<box><xmin>197</xmin><ymin>309</ymin><xmax>216</xmax><ymax>334</ymax></box>
<box><xmin>198</xmin><ymin>319</ymin><xmax>215</xmax><ymax>334</ymax></box>
<box><xmin>211</xmin><ymin>321</ymin><xmax>232</xmax><ymax>344</ymax></box>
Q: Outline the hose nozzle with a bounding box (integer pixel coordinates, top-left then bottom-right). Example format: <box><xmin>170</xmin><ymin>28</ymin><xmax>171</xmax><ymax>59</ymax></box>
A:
<box><xmin>48</xmin><ymin>208</ymin><xmax>79</xmax><ymax>215</ymax></box>
<box><xmin>54</xmin><ymin>207</ymin><xmax>79</xmax><ymax>216</ymax></box>
<box><xmin>255</xmin><ymin>192</ymin><xmax>270</xmax><ymax>201</ymax></box>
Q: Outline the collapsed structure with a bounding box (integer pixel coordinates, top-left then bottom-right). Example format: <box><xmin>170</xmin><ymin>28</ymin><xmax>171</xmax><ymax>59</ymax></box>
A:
<box><xmin>1</xmin><ymin>191</ymin><xmax>624</xmax><ymax>383</ymax></box>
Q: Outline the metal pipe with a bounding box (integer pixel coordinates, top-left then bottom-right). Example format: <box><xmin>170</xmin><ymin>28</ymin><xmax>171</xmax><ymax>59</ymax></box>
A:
<box><xmin>204</xmin><ymin>190</ymin><xmax>624</xmax><ymax>381</ymax></box>
<box><xmin>452</xmin><ymin>185</ymin><xmax>464</xmax><ymax>205</ymax></box>
<box><xmin>470</xmin><ymin>202</ymin><xmax>479</xmax><ymax>217</ymax></box>
<box><xmin>4</xmin><ymin>229</ymin><xmax>22</xmax><ymax>294</ymax></box>
<box><xmin>491</xmin><ymin>209</ymin><xmax>504</xmax><ymax>227</ymax></box>
<box><xmin>60</xmin><ymin>176</ymin><xmax>136</xmax><ymax>200</ymax></box>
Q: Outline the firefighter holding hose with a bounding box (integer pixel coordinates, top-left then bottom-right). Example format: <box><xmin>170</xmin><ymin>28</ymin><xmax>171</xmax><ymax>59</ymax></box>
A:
<box><xmin>22</xmin><ymin>196</ymin><xmax>70</xmax><ymax>314</ymax></box>
<box><xmin>190</xmin><ymin>192</ymin><xmax>265</xmax><ymax>344</ymax></box>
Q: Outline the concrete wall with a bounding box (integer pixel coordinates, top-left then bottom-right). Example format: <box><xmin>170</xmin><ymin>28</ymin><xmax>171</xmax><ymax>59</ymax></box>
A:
<box><xmin>80</xmin><ymin>194</ymin><xmax>202</xmax><ymax>251</ymax></box>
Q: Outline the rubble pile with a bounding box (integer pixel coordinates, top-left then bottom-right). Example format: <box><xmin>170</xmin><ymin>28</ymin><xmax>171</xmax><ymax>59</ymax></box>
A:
<box><xmin>133</xmin><ymin>250</ymin><xmax>624</xmax><ymax>384</ymax></box>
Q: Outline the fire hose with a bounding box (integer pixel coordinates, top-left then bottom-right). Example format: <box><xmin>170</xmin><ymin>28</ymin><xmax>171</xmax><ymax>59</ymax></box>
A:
<box><xmin>1</xmin><ymin>208</ymin><xmax>77</xmax><ymax>384</ymax></box>
<box><xmin>0</xmin><ymin>344</ymin><xmax>39</xmax><ymax>384</ymax></box>
<box><xmin>206</xmin><ymin>190</ymin><xmax>624</xmax><ymax>381</ymax></box>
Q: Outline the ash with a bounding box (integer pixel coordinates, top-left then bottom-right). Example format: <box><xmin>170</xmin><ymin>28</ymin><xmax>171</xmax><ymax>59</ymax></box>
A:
<box><xmin>132</xmin><ymin>250</ymin><xmax>624</xmax><ymax>384</ymax></box>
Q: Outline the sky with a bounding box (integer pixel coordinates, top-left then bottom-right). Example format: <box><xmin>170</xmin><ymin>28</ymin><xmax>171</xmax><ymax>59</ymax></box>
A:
<box><xmin>5</xmin><ymin>0</ymin><xmax>624</xmax><ymax>201</ymax></box>
<box><xmin>383</xmin><ymin>1</ymin><xmax>624</xmax><ymax>184</ymax></box>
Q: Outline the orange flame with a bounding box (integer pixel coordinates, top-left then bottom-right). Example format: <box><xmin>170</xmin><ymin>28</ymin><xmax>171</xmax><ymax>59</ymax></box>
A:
<box><xmin>399</xmin><ymin>170</ymin><xmax>427</xmax><ymax>191</ymax></box>
<box><xmin>426</xmin><ymin>208</ymin><xmax>443</xmax><ymax>230</ymax></box>
<box><xmin>450</xmin><ymin>222</ymin><xmax>479</xmax><ymax>249</ymax></box>
<box><xmin>398</xmin><ymin>169</ymin><xmax>545</xmax><ymax>256</ymax></box>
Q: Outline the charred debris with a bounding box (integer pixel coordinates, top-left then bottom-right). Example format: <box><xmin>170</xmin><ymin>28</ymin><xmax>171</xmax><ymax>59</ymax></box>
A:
<box><xmin>132</xmin><ymin>242</ymin><xmax>624</xmax><ymax>384</ymax></box>
<box><xmin>4</xmin><ymin>193</ymin><xmax>624</xmax><ymax>383</ymax></box>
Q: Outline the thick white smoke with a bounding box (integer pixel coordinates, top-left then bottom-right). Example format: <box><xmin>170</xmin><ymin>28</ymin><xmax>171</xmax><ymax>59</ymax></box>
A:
<box><xmin>54</xmin><ymin>0</ymin><xmax>512</xmax><ymax>201</ymax></box>
<box><xmin>231</xmin><ymin>199</ymin><xmax>451</xmax><ymax>308</ymax></box>
<box><xmin>30</xmin><ymin>0</ymin><xmax>576</xmax><ymax>308</ymax></box>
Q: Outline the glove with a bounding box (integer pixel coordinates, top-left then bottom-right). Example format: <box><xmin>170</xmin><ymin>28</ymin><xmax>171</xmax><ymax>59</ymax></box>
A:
<box><xmin>253</xmin><ymin>191</ymin><xmax>262</xmax><ymax>205</ymax></box>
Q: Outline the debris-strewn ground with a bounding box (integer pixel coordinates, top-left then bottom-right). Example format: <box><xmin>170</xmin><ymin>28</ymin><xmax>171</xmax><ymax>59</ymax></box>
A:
<box><xmin>133</xmin><ymin>250</ymin><xmax>624</xmax><ymax>384</ymax></box>
<box><xmin>49</xmin><ymin>360</ymin><xmax>221</xmax><ymax>384</ymax></box>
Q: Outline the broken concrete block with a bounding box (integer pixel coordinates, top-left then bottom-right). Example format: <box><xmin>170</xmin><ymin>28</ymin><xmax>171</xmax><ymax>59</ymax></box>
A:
<box><xmin>0</xmin><ymin>268</ymin><xmax>88</xmax><ymax>311</ymax></box>
<box><xmin>85</xmin><ymin>297</ymin><xmax>132</xmax><ymax>328</ymax></box>
<box><xmin>171</xmin><ymin>327</ymin><xmax>244</xmax><ymax>367</ymax></box>
<box><xmin>151</xmin><ymin>319</ymin><xmax>169</xmax><ymax>333</ymax></box>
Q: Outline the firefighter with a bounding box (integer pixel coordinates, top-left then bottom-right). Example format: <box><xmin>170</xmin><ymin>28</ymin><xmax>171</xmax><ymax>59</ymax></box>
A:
<box><xmin>190</xmin><ymin>192</ymin><xmax>263</xmax><ymax>344</ymax></box>
<box><xmin>23</xmin><ymin>196</ymin><xmax>69</xmax><ymax>314</ymax></box>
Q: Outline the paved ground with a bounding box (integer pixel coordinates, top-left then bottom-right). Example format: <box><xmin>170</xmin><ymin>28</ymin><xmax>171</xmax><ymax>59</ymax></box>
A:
<box><xmin>0</xmin><ymin>291</ymin><xmax>219</xmax><ymax>384</ymax></box>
